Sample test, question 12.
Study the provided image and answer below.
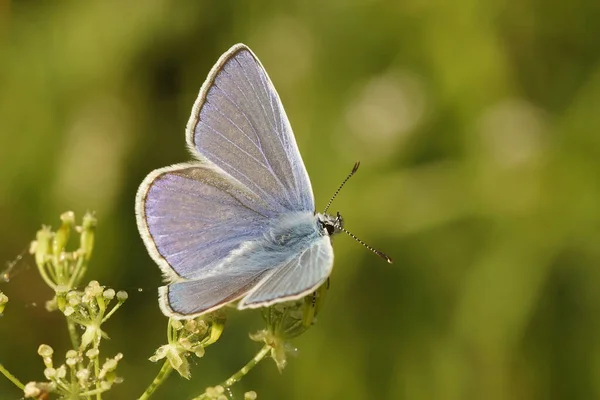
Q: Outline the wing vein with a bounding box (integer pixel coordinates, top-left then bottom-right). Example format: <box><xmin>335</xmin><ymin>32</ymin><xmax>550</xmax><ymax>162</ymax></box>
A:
<box><xmin>199</xmin><ymin>117</ymin><xmax>274</xmax><ymax>176</ymax></box>
<box><xmin>210</xmin><ymin>85</ymin><xmax>263</xmax><ymax>152</ymax></box>
<box><xmin>203</xmin><ymin>94</ymin><xmax>291</xmax><ymax>198</ymax></box>
<box><xmin>218</xmin><ymin>66</ymin><xmax>271</xmax><ymax>161</ymax></box>
<box><xmin>205</xmin><ymin>151</ymin><xmax>282</xmax><ymax>208</ymax></box>
<box><xmin>216</xmin><ymin>65</ymin><xmax>294</xmax><ymax>206</ymax></box>
<box><xmin>252</xmin><ymin>57</ymin><xmax>301</xmax><ymax>201</ymax></box>
<box><xmin>235</xmin><ymin>59</ymin><xmax>297</xmax><ymax>201</ymax></box>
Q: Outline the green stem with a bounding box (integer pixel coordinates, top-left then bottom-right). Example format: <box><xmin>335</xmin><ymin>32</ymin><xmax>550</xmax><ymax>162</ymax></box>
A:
<box><xmin>138</xmin><ymin>360</ymin><xmax>173</xmax><ymax>400</ymax></box>
<box><xmin>0</xmin><ymin>363</ymin><xmax>24</xmax><ymax>390</ymax></box>
<box><xmin>191</xmin><ymin>344</ymin><xmax>271</xmax><ymax>400</ymax></box>
<box><xmin>68</xmin><ymin>362</ymin><xmax>79</xmax><ymax>398</ymax></box>
<box><xmin>66</xmin><ymin>318</ymin><xmax>80</xmax><ymax>350</ymax></box>
<box><xmin>80</xmin><ymin>386</ymin><xmax>109</xmax><ymax>396</ymax></box>
<box><xmin>94</xmin><ymin>342</ymin><xmax>101</xmax><ymax>400</ymax></box>
<box><xmin>167</xmin><ymin>319</ymin><xmax>174</xmax><ymax>342</ymax></box>
<box><xmin>101</xmin><ymin>301</ymin><xmax>123</xmax><ymax>324</ymax></box>
<box><xmin>37</xmin><ymin>263</ymin><xmax>57</xmax><ymax>291</ymax></box>
<box><xmin>222</xmin><ymin>344</ymin><xmax>270</xmax><ymax>388</ymax></box>
<box><xmin>68</xmin><ymin>256</ymin><xmax>86</xmax><ymax>289</ymax></box>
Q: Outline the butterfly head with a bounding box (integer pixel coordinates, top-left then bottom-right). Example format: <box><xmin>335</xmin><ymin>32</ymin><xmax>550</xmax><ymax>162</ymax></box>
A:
<box><xmin>317</xmin><ymin>212</ymin><xmax>344</xmax><ymax>236</ymax></box>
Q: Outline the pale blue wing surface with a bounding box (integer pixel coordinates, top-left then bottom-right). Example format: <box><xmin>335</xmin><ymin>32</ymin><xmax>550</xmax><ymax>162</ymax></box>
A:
<box><xmin>136</xmin><ymin>162</ymin><xmax>275</xmax><ymax>281</ymax></box>
<box><xmin>160</xmin><ymin>270</ymin><xmax>268</xmax><ymax>317</ymax></box>
<box><xmin>186</xmin><ymin>44</ymin><xmax>315</xmax><ymax>213</ymax></box>
<box><xmin>239</xmin><ymin>236</ymin><xmax>334</xmax><ymax>308</ymax></box>
<box><xmin>159</xmin><ymin>212</ymin><xmax>332</xmax><ymax>317</ymax></box>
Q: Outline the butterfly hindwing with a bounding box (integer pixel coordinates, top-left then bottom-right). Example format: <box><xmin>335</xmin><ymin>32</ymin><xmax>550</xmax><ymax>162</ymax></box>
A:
<box><xmin>160</xmin><ymin>234</ymin><xmax>333</xmax><ymax>317</ymax></box>
<box><xmin>239</xmin><ymin>236</ymin><xmax>334</xmax><ymax>309</ymax></box>
<box><xmin>160</xmin><ymin>270</ymin><xmax>268</xmax><ymax>317</ymax></box>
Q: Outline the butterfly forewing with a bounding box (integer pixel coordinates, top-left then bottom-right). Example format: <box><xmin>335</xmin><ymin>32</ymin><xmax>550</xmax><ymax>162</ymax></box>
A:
<box><xmin>136</xmin><ymin>163</ymin><xmax>272</xmax><ymax>281</ymax></box>
<box><xmin>186</xmin><ymin>44</ymin><xmax>315</xmax><ymax>213</ymax></box>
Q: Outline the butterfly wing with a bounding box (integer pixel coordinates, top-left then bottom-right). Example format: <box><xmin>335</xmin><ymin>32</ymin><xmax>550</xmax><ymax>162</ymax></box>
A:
<box><xmin>161</xmin><ymin>235</ymin><xmax>333</xmax><ymax>317</ymax></box>
<box><xmin>136</xmin><ymin>162</ymin><xmax>275</xmax><ymax>282</ymax></box>
<box><xmin>159</xmin><ymin>270</ymin><xmax>269</xmax><ymax>317</ymax></box>
<box><xmin>185</xmin><ymin>43</ymin><xmax>315</xmax><ymax>213</ymax></box>
<box><xmin>239</xmin><ymin>235</ymin><xmax>334</xmax><ymax>309</ymax></box>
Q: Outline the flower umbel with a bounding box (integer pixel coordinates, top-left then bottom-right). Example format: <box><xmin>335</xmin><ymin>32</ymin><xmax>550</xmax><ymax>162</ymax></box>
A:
<box><xmin>52</xmin><ymin>281</ymin><xmax>128</xmax><ymax>350</ymax></box>
<box><xmin>251</xmin><ymin>280</ymin><xmax>329</xmax><ymax>371</ymax></box>
<box><xmin>149</xmin><ymin>312</ymin><xmax>226</xmax><ymax>379</ymax></box>
<box><xmin>190</xmin><ymin>283</ymin><xmax>329</xmax><ymax>400</ymax></box>
<box><xmin>0</xmin><ymin>212</ymin><xmax>130</xmax><ymax>400</ymax></box>
<box><xmin>200</xmin><ymin>386</ymin><xmax>257</xmax><ymax>400</ymax></box>
<box><xmin>23</xmin><ymin>344</ymin><xmax>123</xmax><ymax>398</ymax></box>
<box><xmin>30</xmin><ymin>211</ymin><xmax>97</xmax><ymax>291</ymax></box>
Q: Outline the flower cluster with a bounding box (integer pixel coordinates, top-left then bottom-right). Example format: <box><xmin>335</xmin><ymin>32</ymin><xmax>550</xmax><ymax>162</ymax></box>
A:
<box><xmin>201</xmin><ymin>385</ymin><xmax>257</xmax><ymax>400</ymax></box>
<box><xmin>251</xmin><ymin>281</ymin><xmax>329</xmax><ymax>371</ymax></box>
<box><xmin>6</xmin><ymin>212</ymin><xmax>128</xmax><ymax>399</ymax></box>
<box><xmin>30</xmin><ymin>211</ymin><xmax>96</xmax><ymax>291</ymax></box>
<box><xmin>23</xmin><ymin>344</ymin><xmax>123</xmax><ymax>398</ymax></box>
<box><xmin>50</xmin><ymin>280</ymin><xmax>129</xmax><ymax>350</ymax></box>
<box><xmin>150</xmin><ymin>312</ymin><xmax>226</xmax><ymax>379</ymax></box>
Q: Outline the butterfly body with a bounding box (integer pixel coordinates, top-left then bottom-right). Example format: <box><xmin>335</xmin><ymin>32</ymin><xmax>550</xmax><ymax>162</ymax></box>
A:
<box><xmin>212</xmin><ymin>211</ymin><xmax>328</xmax><ymax>279</ymax></box>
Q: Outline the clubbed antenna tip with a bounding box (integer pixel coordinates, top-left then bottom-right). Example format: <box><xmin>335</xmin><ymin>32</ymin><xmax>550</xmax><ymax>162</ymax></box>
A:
<box><xmin>341</xmin><ymin>227</ymin><xmax>393</xmax><ymax>264</ymax></box>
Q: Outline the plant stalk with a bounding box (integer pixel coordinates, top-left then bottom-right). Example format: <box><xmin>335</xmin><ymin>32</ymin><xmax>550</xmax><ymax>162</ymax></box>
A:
<box><xmin>0</xmin><ymin>363</ymin><xmax>24</xmax><ymax>390</ymax></box>
<box><xmin>137</xmin><ymin>360</ymin><xmax>173</xmax><ymax>400</ymax></box>
<box><xmin>191</xmin><ymin>344</ymin><xmax>271</xmax><ymax>400</ymax></box>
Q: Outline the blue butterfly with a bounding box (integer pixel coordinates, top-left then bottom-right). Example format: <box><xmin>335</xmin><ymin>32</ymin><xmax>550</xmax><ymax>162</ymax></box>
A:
<box><xmin>136</xmin><ymin>44</ymin><xmax>391</xmax><ymax>319</ymax></box>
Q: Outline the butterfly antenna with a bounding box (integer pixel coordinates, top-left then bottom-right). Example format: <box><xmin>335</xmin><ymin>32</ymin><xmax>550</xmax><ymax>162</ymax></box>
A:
<box><xmin>340</xmin><ymin>227</ymin><xmax>393</xmax><ymax>264</ymax></box>
<box><xmin>323</xmin><ymin>161</ymin><xmax>360</xmax><ymax>213</ymax></box>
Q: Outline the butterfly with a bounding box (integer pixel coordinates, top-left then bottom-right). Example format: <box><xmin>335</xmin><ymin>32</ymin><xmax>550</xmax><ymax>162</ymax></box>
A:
<box><xmin>135</xmin><ymin>43</ymin><xmax>391</xmax><ymax>319</ymax></box>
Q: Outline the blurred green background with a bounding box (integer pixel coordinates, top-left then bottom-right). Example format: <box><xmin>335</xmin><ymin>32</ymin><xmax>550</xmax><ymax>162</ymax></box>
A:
<box><xmin>1</xmin><ymin>0</ymin><xmax>600</xmax><ymax>399</ymax></box>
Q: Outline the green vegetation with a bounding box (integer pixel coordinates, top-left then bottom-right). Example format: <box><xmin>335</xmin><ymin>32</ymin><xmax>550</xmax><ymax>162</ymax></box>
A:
<box><xmin>1</xmin><ymin>1</ymin><xmax>600</xmax><ymax>399</ymax></box>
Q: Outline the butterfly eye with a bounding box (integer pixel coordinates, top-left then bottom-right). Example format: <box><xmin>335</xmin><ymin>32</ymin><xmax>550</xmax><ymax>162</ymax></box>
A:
<box><xmin>325</xmin><ymin>224</ymin><xmax>336</xmax><ymax>236</ymax></box>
